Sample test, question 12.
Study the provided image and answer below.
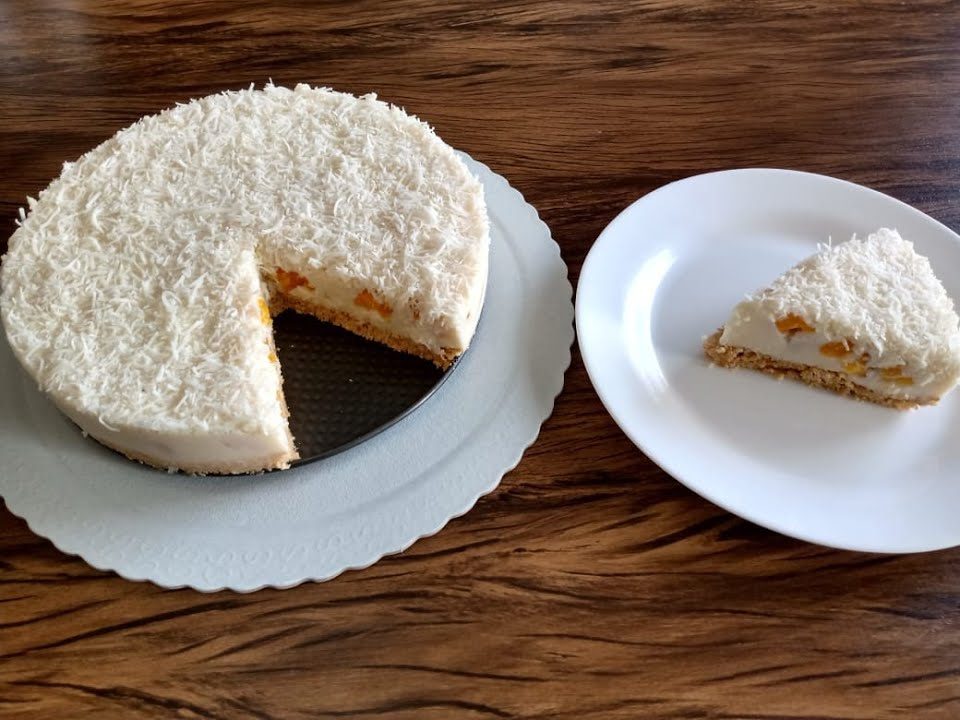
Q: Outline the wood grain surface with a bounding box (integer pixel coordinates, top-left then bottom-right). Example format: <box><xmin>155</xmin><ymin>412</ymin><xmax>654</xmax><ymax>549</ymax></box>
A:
<box><xmin>3</xmin><ymin>1</ymin><xmax>960</xmax><ymax>718</ymax></box>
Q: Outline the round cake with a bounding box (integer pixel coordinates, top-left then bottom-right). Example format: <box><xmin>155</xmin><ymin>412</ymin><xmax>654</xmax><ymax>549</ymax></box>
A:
<box><xmin>0</xmin><ymin>83</ymin><xmax>490</xmax><ymax>474</ymax></box>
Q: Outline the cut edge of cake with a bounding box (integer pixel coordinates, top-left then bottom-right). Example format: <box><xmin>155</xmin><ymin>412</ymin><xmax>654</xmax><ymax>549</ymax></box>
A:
<box><xmin>703</xmin><ymin>329</ymin><xmax>928</xmax><ymax>410</ymax></box>
<box><xmin>269</xmin><ymin>292</ymin><xmax>462</xmax><ymax>369</ymax></box>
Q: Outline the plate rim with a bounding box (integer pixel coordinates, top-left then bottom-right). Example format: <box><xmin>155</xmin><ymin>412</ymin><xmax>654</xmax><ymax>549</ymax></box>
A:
<box><xmin>576</xmin><ymin>167</ymin><xmax>960</xmax><ymax>554</ymax></box>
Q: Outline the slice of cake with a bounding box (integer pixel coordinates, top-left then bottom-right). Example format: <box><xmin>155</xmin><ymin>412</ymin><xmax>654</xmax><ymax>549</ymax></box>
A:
<box><xmin>0</xmin><ymin>83</ymin><xmax>489</xmax><ymax>474</ymax></box>
<box><xmin>704</xmin><ymin>228</ymin><xmax>960</xmax><ymax>409</ymax></box>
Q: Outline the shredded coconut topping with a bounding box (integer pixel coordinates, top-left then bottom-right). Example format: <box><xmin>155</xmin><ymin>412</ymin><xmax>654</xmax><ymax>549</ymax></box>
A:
<box><xmin>0</xmin><ymin>83</ymin><xmax>489</xmax><ymax>440</ymax></box>
<box><xmin>733</xmin><ymin>228</ymin><xmax>960</xmax><ymax>381</ymax></box>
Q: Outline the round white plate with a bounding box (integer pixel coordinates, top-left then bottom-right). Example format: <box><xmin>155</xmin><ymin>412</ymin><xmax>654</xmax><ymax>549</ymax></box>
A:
<box><xmin>577</xmin><ymin>168</ymin><xmax>960</xmax><ymax>553</ymax></box>
<box><xmin>0</xmin><ymin>155</ymin><xmax>574</xmax><ymax>591</ymax></box>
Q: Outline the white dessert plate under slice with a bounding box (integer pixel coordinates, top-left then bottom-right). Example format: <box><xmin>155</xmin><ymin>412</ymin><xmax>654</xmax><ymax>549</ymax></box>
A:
<box><xmin>0</xmin><ymin>154</ymin><xmax>574</xmax><ymax>591</ymax></box>
<box><xmin>577</xmin><ymin>168</ymin><xmax>960</xmax><ymax>553</ymax></box>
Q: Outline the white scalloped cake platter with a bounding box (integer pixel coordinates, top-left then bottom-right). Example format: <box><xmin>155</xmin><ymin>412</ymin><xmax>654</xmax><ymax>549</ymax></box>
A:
<box><xmin>0</xmin><ymin>155</ymin><xmax>574</xmax><ymax>591</ymax></box>
<box><xmin>577</xmin><ymin>168</ymin><xmax>960</xmax><ymax>553</ymax></box>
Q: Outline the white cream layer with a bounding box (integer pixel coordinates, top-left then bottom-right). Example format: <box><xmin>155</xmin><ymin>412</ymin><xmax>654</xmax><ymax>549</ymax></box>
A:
<box><xmin>720</xmin><ymin>305</ymin><xmax>958</xmax><ymax>401</ymax></box>
<box><xmin>58</xmin><ymin>401</ymin><xmax>294</xmax><ymax>473</ymax></box>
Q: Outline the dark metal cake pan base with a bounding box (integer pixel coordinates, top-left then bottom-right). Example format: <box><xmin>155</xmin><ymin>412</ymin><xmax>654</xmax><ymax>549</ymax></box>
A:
<box><xmin>273</xmin><ymin>309</ymin><xmax>457</xmax><ymax>467</ymax></box>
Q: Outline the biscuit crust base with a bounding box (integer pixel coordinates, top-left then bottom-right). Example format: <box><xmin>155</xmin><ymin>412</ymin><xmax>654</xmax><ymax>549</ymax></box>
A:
<box><xmin>703</xmin><ymin>329</ymin><xmax>935</xmax><ymax>410</ymax></box>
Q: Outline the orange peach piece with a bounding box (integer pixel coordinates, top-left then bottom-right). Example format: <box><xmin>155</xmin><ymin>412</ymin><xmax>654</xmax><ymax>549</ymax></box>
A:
<box><xmin>819</xmin><ymin>340</ymin><xmax>851</xmax><ymax>358</ymax></box>
<box><xmin>843</xmin><ymin>352</ymin><xmax>871</xmax><ymax>377</ymax></box>
<box><xmin>844</xmin><ymin>360</ymin><xmax>867</xmax><ymax>376</ymax></box>
<box><xmin>276</xmin><ymin>267</ymin><xmax>313</xmax><ymax>293</ymax></box>
<box><xmin>775</xmin><ymin>314</ymin><xmax>814</xmax><ymax>335</ymax></box>
<box><xmin>257</xmin><ymin>297</ymin><xmax>271</xmax><ymax>325</ymax></box>
<box><xmin>354</xmin><ymin>289</ymin><xmax>393</xmax><ymax>318</ymax></box>
<box><xmin>881</xmin><ymin>367</ymin><xmax>913</xmax><ymax>385</ymax></box>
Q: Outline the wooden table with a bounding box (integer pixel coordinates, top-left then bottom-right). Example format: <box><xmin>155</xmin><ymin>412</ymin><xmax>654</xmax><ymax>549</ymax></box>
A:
<box><xmin>3</xmin><ymin>2</ymin><xmax>960</xmax><ymax>718</ymax></box>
